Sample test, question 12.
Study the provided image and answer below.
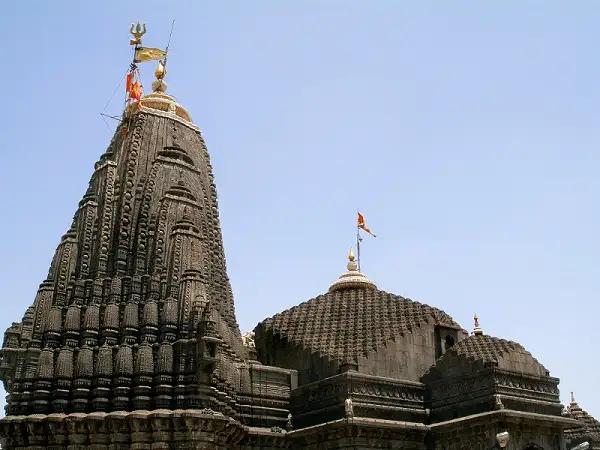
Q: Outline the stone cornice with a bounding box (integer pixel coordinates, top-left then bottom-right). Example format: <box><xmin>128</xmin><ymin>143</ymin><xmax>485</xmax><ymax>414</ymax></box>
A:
<box><xmin>429</xmin><ymin>409</ymin><xmax>579</xmax><ymax>431</ymax></box>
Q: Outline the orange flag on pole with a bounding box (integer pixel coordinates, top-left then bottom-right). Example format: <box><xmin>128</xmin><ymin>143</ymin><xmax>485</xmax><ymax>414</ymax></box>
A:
<box><xmin>126</xmin><ymin>72</ymin><xmax>133</xmax><ymax>94</ymax></box>
<box><xmin>357</xmin><ymin>212</ymin><xmax>376</xmax><ymax>237</ymax></box>
<box><xmin>129</xmin><ymin>81</ymin><xmax>143</xmax><ymax>101</ymax></box>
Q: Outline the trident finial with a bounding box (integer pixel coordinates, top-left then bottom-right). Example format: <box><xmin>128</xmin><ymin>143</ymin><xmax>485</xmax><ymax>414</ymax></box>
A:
<box><xmin>130</xmin><ymin>22</ymin><xmax>147</xmax><ymax>46</ymax></box>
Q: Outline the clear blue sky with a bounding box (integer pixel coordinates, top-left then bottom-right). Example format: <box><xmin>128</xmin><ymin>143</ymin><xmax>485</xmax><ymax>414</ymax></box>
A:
<box><xmin>1</xmin><ymin>1</ymin><xmax>598</xmax><ymax>417</ymax></box>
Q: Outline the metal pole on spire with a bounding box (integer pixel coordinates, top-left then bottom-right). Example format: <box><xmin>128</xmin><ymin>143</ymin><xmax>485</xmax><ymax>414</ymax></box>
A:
<box><xmin>356</xmin><ymin>210</ymin><xmax>362</xmax><ymax>272</ymax></box>
<box><xmin>163</xmin><ymin>20</ymin><xmax>175</xmax><ymax>70</ymax></box>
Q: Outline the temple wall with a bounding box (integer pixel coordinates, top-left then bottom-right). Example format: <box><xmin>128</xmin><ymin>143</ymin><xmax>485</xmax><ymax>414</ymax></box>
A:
<box><xmin>355</xmin><ymin>325</ymin><xmax>437</xmax><ymax>381</ymax></box>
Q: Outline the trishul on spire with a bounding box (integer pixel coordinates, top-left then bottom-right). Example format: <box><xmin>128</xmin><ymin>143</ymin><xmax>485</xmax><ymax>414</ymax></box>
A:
<box><xmin>130</xmin><ymin>22</ymin><xmax>147</xmax><ymax>46</ymax></box>
<box><xmin>129</xmin><ymin>22</ymin><xmax>167</xmax><ymax>64</ymax></box>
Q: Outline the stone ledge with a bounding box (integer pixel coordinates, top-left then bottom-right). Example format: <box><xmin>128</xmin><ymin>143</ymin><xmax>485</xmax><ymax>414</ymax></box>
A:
<box><xmin>429</xmin><ymin>408</ymin><xmax>580</xmax><ymax>430</ymax></box>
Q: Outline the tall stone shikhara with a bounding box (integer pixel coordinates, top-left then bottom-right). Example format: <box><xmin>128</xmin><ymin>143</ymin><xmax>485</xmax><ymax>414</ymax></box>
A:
<box><xmin>0</xmin><ymin>28</ymin><xmax>598</xmax><ymax>450</ymax></box>
<box><xmin>1</xmin><ymin>77</ymin><xmax>245</xmax><ymax>411</ymax></box>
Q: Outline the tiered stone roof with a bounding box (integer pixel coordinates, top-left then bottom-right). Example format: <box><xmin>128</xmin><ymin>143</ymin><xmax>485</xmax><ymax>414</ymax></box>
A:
<box><xmin>565</xmin><ymin>395</ymin><xmax>600</xmax><ymax>444</ymax></box>
<box><xmin>452</xmin><ymin>334</ymin><xmax>543</xmax><ymax>366</ymax></box>
<box><xmin>427</xmin><ymin>333</ymin><xmax>550</xmax><ymax>377</ymax></box>
<box><xmin>258</xmin><ymin>287</ymin><xmax>462</xmax><ymax>363</ymax></box>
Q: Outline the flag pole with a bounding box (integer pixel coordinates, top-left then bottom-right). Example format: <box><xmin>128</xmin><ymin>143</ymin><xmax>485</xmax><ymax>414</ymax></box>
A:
<box><xmin>356</xmin><ymin>212</ymin><xmax>361</xmax><ymax>272</ymax></box>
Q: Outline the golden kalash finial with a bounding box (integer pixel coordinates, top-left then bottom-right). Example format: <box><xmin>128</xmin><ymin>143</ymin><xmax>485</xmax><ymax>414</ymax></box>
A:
<box><xmin>329</xmin><ymin>248</ymin><xmax>376</xmax><ymax>292</ymax></box>
<box><xmin>473</xmin><ymin>313</ymin><xmax>484</xmax><ymax>336</ymax></box>
<box><xmin>152</xmin><ymin>60</ymin><xmax>168</xmax><ymax>93</ymax></box>
<box><xmin>347</xmin><ymin>248</ymin><xmax>358</xmax><ymax>271</ymax></box>
<box><xmin>130</xmin><ymin>22</ymin><xmax>147</xmax><ymax>46</ymax></box>
<box><xmin>155</xmin><ymin>60</ymin><xmax>166</xmax><ymax>80</ymax></box>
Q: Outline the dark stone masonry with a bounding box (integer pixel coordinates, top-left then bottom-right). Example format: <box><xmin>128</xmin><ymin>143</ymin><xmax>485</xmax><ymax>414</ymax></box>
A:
<box><xmin>0</xmin><ymin>54</ymin><xmax>597</xmax><ymax>450</ymax></box>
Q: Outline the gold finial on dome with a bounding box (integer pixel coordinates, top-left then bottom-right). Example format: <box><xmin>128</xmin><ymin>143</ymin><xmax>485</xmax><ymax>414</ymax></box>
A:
<box><xmin>152</xmin><ymin>60</ymin><xmax>168</xmax><ymax>93</ymax></box>
<box><xmin>473</xmin><ymin>313</ymin><xmax>484</xmax><ymax>336</ymax></box>
<box><xmin>155</xmin><ymin>60</ymin><xmax>166</xmax><ymax>80</ymax></box>
<box><xmin>329</xmin><ymin>249</ymin><xmax>376</xmax><ymax>292</ymax></box>
<box><xmin>347</xmin><ymin>248</ymin><xmax>359</xmax><ymax>271</ymax></box>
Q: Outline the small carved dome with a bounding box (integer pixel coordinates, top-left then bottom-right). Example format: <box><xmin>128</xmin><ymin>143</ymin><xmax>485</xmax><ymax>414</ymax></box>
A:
<box><xmin>426</xmin><ymin>333</ymin><xmax>550</xmax><ymax>378</ymax></box>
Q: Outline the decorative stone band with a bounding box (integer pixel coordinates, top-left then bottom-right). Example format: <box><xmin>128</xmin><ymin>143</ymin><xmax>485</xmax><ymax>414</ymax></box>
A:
<box><xmin>287</xmin><ymin>417</ymin><xmax>429</xmax><ymax>448</ymax></box>
<box><xmin>291</xmin><ymin>371</ymin><xmax>426</xmax><ymax>428</ymax></box>
<box><xmin>0</xmin><ymin>409</ymin><xmax>246</xmax><ymax>450</ymax></box>
<box><xmin>425</xmin><ymin>368</ymin><xmax>564</xmax><ymax>424</ymax></box>
<box><xmin>126</xmin><ymin>90</ymin><xmax>192</xmax><ymax>122</ymax></box>
<box><xmin>429</xmin><ymin>409</ymin><xmax>581</xmax><ymax>450</ymax></box>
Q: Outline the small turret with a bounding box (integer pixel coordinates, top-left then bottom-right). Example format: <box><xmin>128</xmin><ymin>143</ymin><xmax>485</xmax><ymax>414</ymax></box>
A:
<box><xmin>113</xmin><ymin>346</ymin><xmax>133</xmax><ymax>410</ymax></box>
<box><xmin>92</xmin><ymin>345</ymin><xmax>113</xmax><ymax>411</ymax></box>
<box><xmin>53</xmin><ymin>348</ymin><xmax>74</xmax><ymax>412</ymax></box>
<box><xmin>133</xmin><ymin>344</ymin><xmax>154</xmax><ymax>409</ymax></box>
<box><xmin>73</xmin><ymin>346</ymin><xmax>93</xmax><ymax>411</ymax></box>
<box><xmin>123</xmin><ymin>302</ymin><xmax>140</xmax><ymax>344</ymax></box>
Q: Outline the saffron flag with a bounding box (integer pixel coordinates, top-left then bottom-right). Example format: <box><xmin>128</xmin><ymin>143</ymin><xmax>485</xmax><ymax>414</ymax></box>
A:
<box><xmin>126</xmin><ymin>72</ymin><xmax>133</xmax><ymax>94</ymax></box>
<box><xmin>357</xmin><ymin>212</ymin><xmax>376</xmax><ymax>237</ymax></box>
<box><xmin>129</xmin><ymin>81</ymin><xmax>143</xmax><ymax>101</ymax></box>
<box><xmin>134</xmin><ymin>47</ymin><xmax>167</xmax><ymax>63</ymax></box>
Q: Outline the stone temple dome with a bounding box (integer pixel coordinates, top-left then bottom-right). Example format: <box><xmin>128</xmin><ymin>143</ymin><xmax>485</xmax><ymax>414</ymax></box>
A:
<box><xmin>425</xmin><ymin>332</ymin><xmax>550</xmax><ymax>377</ymax></box>
<box><xmin>255</xmin><ymin>254</ymin><xmax>466</xmax><ymax>384</ymax></box>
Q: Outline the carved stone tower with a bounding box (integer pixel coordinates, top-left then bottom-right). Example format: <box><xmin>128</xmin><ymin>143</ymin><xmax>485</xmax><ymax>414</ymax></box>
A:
<box><xmin>0</xmin><ymin>37</ymin><xmax>249</xmax><ymax>448</ymax></box>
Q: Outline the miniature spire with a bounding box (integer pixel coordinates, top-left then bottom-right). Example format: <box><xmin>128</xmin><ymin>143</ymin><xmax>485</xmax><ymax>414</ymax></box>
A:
<box><xmin>329</xmin><ymin>249</ymin><xmax>376</xmax><ymax>292</ymax></box>
<box><xmin>473</xmin><ymin>314</ymin><xmax>484</xmax><ymax>336</ymax></box>
<box><xmin>571</xmin><ymin>391</ymin><xmax>576</xmax><ymax>404</ymax></box>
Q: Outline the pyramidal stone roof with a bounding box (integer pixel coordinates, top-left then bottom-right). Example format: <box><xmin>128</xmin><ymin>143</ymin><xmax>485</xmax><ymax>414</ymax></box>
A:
<box><xmin>451</xmin><ymin>334</ymin><xmax>534</xmax><ymax>364</ymax></box>
<box><xmin>428</xmin><ymin>333</ymin><xmax>550</xmax><ymax>377</ymax></box>
<box><xmin>565</xmin><ymin>395</ymin><xmax>600</xmax><ymax>443</ymax></box>
<box><xmin>257</xmin><ymin>285</ymin><xmax>462</xmax><ymax>363</ymax></box>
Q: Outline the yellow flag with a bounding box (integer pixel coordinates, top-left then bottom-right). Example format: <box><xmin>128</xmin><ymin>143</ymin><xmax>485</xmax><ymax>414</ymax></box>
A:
<box><xmin>134</xmin><ymin>47</ymin><xmax>167</xmax><ymax>63</ymax></box>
